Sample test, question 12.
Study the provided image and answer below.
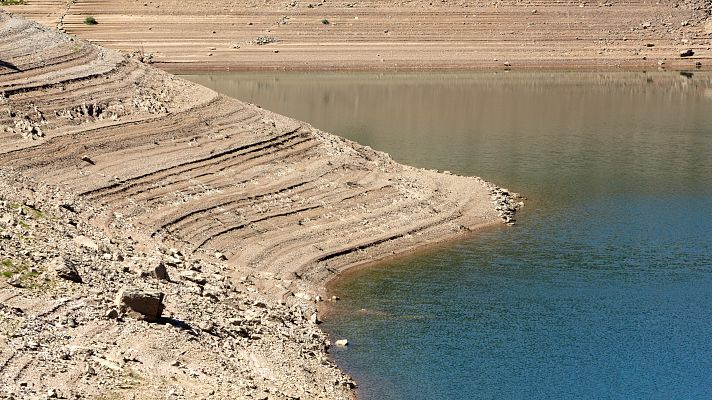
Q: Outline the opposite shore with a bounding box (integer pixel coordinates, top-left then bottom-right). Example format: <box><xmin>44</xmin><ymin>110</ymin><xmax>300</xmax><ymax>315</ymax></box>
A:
<box><xmin>2</xmin><ymin>0</ymin><xmax>711</xmax><ymax>72</ymax></box>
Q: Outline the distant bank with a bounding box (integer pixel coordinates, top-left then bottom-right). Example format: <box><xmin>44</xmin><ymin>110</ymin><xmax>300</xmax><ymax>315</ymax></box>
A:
<box><xmin>1</xmin><ymin>0</ymin><xmax>711</xmax><ymax>72</ymax></box>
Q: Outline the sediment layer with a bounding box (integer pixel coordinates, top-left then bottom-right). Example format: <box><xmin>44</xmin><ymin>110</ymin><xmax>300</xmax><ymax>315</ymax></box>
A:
<box><xmin>2</xmin><ymin>0</ymin><xmax>711</xmax><ymax>72</ymax></box>
<box><xmin>0</xmin><ymin>11</ymin><xmax>519</xmax><ymax>292</ymax></box>
<box><xmin>0</xmin><ymin>11</ymin><xmax>520</xmax><ymax>398</ymax></box>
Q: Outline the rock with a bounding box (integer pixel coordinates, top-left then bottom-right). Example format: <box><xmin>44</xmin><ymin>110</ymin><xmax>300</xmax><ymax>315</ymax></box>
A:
<box><xmin>53</xmin><ymin>258</ymin><xmax>82</xmax><ymax>283</ymax></box>
<box><xmin>7</xmin><ymin>275</ymin><xmax>22</xmax><ymax>288</ymax></box>
<box><xmin>167</xmin><ymin>248</ymin><xmax>183</xmax><ymax>258</ymax></box>
<box><xmin>91</xmin><ymin>356</ymin><xmax>122</xmax><ymax>371</ymax></box>
<box><xmin>202</xmin><ymin>284</ymin><xmax>223</xmax><ymax>299</ymax></box>
<box><xmin>294</xmin><ymin>292</ymin><xmax>312</xmax><ymax>301</ymax></box>
<box><xmin>0</xmin><ymin>213</ymin><xmax>12</xmax><ymax>226</ymax></box>
<box><xmin>199</xmin><ymin>321</ymin><xmax>215</xmax><ymax>333</ymax></box>
<box><xmin>309</xmin><ymin>312</ymin><xmax>321</xmax><ymax>324</ymax></box>
<box><xmin>214</xmin><ymin>251</ymin><xmax>228</xmax><ymax>261</ymax></box>
<box><xmin>115</xmin><ymin>287</ymin><xmax>164</xmax><ymax>321</ymax></box>
<box><xmin>80</xmin><ymin>155</ymin><xmax>95</xmax><ymax>165</ymax></box>
<box><xmin>151</xmin><ymin>262</ymin><xmax>170</xmax><ymax>281</ymax></box>
<box><xmin>335</xmin><ymin>339</ymin><xmax>349</xmax><ymax>346</ymax></box>
<box><xmin>680</xmin><ymin>49</ymin><xmax>694</xmax><ymax>57</ymax></box>
<box><xmin>180</xmin><ymin>270</ymin><xmax>207</xmax><ymax>285</ymax></box>
<box><xmin>106</xmin><ymin>308</ymin><xmax>119</xmax><ymax>319</ymax></box>
<box><xmin>254</xmin><ymin>36</ymin><xmax>277</xmax><ymax>45</ymax></box>
<box><xmin>73</xmin><ymin>235</ymin><xmax>99</xmax><ymax>251</ymax></box>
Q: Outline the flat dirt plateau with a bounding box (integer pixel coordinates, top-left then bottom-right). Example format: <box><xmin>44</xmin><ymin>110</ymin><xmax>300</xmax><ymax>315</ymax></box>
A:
<box><xmin>0</xmin><ymin>12</ymin><xmax>522</xmax><ymax>400</ymax></box>
<box><xmin>2</xmin><ymin>0</ymin><xmax>712</xmax><ymax>71</ymax></box>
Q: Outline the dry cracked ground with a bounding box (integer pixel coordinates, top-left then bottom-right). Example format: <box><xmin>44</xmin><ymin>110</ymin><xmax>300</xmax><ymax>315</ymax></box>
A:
<box><xmin>0</xmin><ymin>12</ymin><xmax>522</xmax><ymax>399</ymax></box>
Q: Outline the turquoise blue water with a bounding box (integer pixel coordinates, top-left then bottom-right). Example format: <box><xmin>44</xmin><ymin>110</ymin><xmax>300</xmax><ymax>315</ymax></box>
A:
<box><xmin>184</xmin><ymin>72</ymin><xmax>712</xmax><ymax>399</ymax></box>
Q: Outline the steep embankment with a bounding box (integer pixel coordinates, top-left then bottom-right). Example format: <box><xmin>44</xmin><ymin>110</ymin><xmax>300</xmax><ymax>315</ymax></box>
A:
<box><xmin>0</xmin><ymin>11</ymin><xmax>520</xmax><ymax>399</ymax></box>
<box><xmin>2</xmin><ymin>0</ymin><xmax>711</xmax><ymax>71</ymax></box>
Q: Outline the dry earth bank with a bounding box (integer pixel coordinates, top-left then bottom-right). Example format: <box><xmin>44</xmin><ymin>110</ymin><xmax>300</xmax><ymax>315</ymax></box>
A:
<box><xmin>1</xmin><ymin>0</ymin><xmax>712</xmax><ymax>71</ymax></box>
<box><xmin>0</xmin><ymin>12</ymin><xmax>521</xmax><ymax>399</ymax></box>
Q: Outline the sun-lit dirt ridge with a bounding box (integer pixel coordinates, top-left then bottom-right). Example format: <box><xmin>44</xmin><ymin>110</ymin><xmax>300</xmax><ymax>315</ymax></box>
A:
<box><xmin>3</xmin><ymin>0</ymin><xmax>711</xmax><ymax>72</ymax></box>
<box><xmin>0</xmin><ymin>10</ymin><xmax>521</xmax><ymax>298</ymax></box>
<box><xmin>0</xmin><ymin>11</ymin><xmax>525</xmax><ymax>399</ymax></box>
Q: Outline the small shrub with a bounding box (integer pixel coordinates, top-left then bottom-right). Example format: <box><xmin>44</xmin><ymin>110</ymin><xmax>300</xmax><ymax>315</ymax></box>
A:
<box><xmin>28</xmin><ymin>207</ymin><xmax>44</xmax><ymax>219</ymax></box>
<box><xmin>321</xmin><ymin>19</ymin><xmax>330</xmax><ymax>25</ymax></box>
<box><xmin>1</xmin><ymin>259</ymin><xmax>15</xmax><ymax>278</ymax></box>
<box><xmin>84</xmin><ymin>16</ymin><xmax>98</xmax><ymax>25</ymax></box>
<box><xmin>0</xmin><ymin>0</ymin><xmax>25</xmax><ymax>5</ymax></box>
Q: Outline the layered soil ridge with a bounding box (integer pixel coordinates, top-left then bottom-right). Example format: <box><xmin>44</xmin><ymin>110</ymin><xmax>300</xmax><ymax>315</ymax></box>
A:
<box><xmin>0</xmin><ymin>11</ymin><xmax>520</xmax><ymax>399</ymax></box>
<box><xmin>2</xmin><ymin>0</ymin><xmax>711</xmax><ymax>71</ymax></box>
<box><xmin>0</xmin><ymin>11</ymin><xmax>514</xmax><ymax>294</ymax></box>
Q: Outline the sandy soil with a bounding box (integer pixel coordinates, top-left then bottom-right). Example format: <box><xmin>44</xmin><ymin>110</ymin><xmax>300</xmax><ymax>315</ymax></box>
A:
<box><xmin>2</xmin><ymin>0</ymin><xmax>711</xmax><ymax>72</ymax></box>
<box><xmin>0</xmin><ymin>11</ymin><xmax>522</xmax><ymax>398</ymax></box>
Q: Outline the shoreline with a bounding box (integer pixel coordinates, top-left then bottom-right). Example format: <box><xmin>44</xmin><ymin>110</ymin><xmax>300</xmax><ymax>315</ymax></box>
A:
<box><xmin>164</xmin><ymin>62</ymin><xmax>712</xmax><ymax>74</ymax></box>
<box><xmin>0</xmin><ymin>11</ymin><xmax>521</xmax><ymax>399</ymax></box>
<box><xmin>317</xmin><ymin>218</ymin><xmax>510</xmax><ymax>316</ymax></box>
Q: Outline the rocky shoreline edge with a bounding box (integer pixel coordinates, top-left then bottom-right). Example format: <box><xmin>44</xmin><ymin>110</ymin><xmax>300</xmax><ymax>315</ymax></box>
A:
<box><xmin>0</xmin><ymin>12</ymin><xmax>522</xmax><ymax>399</ymax></box>
<box><xmin>0</xmin><ymin>170</ymin><xmax>522</xmax><ymax>400</ymax></box>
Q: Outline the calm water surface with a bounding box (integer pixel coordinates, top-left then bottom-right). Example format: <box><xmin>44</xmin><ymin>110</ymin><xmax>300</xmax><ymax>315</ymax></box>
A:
<box><xmin>184</xmin><ymin>72</ymin><xmax>712</xmax><ymax>399</ymax></box>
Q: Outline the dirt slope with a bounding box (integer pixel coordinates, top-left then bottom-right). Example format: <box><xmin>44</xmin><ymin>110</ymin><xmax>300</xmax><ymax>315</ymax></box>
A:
<box><xmin>0</xmin><ymin>11</ymin><xmax>519</xmax><ymax>293</ymax></box>
<box><xmin>2</xmin><ymin>0</ymin><xmax>711</xmax><ymax>71</ymax></box>
<box><xmin>0</xmin><ymin>11</ymin><xmax>521</xmax><ymax>398</ymax></box>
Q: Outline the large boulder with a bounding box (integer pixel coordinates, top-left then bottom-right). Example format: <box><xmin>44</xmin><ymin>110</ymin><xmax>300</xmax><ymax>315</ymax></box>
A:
<box><xmin>115</xmin><ymin>287</ymin><xmax>164</xmax><ymax>321</ymax></box>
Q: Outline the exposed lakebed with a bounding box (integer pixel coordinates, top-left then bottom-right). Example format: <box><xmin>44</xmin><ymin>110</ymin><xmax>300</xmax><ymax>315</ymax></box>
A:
<box><xmin>183</xmin><ymin>72</ymin><xmax>712</xmax><ymax>399</ymax></box>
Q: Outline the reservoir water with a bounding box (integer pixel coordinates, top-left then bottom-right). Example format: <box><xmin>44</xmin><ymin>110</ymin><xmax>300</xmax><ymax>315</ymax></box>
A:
<box><xmin>183</xmin><ymin>72</ymin><xmax>712</xmax><ymax>399</ymax></box>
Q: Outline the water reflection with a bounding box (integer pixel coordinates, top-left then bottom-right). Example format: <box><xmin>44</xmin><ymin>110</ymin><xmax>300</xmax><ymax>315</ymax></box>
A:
<box><xmin>183</xmin><ymin>72</ymin><xmax>712</xmax><ymax>205</ymax></box>
<box><xmin>182</xmin><ymin>72</ymin><xmax>712</xmax><ymax>400</ymax></box>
